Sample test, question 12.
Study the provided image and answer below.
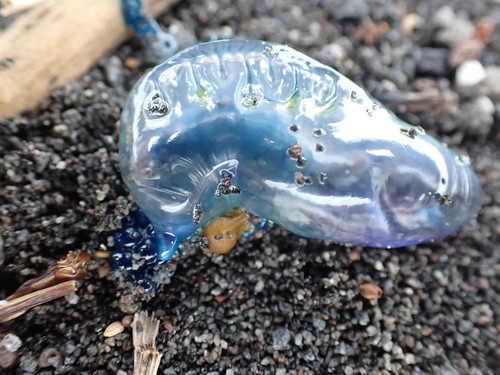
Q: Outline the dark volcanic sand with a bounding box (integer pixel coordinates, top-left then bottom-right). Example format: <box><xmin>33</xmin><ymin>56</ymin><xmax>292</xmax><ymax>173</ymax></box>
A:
<box><xmin>1</xmin><ymin>0</ymin><xmax>499</xmax><ymax>374</ymax></box>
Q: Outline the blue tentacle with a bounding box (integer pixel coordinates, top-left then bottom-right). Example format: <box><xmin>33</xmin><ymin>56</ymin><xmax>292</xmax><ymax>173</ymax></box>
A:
<box><xmin>121</xmin><ymin>0</ymin><xmax>178</xmax><ymax>62</ymax></box>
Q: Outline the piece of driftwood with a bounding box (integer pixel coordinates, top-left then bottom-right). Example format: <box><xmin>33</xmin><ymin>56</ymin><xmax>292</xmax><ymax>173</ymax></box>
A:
<box><xmin>1</xmin><ymin>0</ymin><xmax>44</xmax><ymax>17</ymax></box>
<box><xmin>0</xmin><ymin>0</ymin><xmax>180</xmax><ymax>116</ymax></box>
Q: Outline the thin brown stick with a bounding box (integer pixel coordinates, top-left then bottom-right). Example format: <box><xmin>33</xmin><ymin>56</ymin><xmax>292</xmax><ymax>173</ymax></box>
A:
<box><xmin>0</xmin><ymin>280</ymin><xmax>76</xmax><ymax>323</ymax></box>
<box><xmin>378</xmin><ymin>90</ymin><xmax>458</xmax><ymax>115</ymax></box>
<box><xmin>6</xmin><ymin>250</ymin><xmax>90</xmax><ymax>301</ymax></box>
<box><xmin>132</xmin><ymin>311</ymin><xmax>162</xmax><ymax>375</ymax></box>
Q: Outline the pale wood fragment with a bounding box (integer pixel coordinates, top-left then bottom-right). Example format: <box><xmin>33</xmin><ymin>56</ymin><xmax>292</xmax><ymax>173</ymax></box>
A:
<box><xmin>132</xmin><ymin>311</ymin><xmax>162</xmax><ymax>375</ymax></box>
<box><xmin>0</xmin><ymin>0</ymin><xmax>180</xmax><ymax>116</ymax></box>
<box><xmin>1</xmin><ymin>0</ymin><xmax>44</xmax><ymax>17</ymax></box>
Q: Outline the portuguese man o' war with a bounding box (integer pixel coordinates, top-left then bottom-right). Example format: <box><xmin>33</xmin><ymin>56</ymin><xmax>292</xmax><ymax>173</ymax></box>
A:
<box><xmin>118</xmin><ymin>1</ymin><xmax>481</xmax><ymax>263</ymax></box>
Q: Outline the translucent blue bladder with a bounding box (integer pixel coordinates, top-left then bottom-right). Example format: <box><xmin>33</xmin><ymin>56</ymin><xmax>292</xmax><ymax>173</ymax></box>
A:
<box><xmin>119</xmin><ymin>39</ymin><xmax>481</xmax><ymax>260</ymax></box>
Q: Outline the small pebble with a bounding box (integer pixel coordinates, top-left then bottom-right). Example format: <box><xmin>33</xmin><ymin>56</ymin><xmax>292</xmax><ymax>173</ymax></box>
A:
<box><xmin>97</xmin><ymin>263</ymin><xmax>111</xmax><ymax>278</ymax></box>
<box><xmin>401</xmin><ymin>13</ymin><xmax>422</xmax><ymax>34</ymax></box>
<box><xmin>38</xmin><ymin>348</ymin><xmax>61</xmax><ymax>368</ymax></box>
<box><xmin>481</xmin><ymin>65</ymin><xmax>500</xmax><ymax>97</ymax></box>
<box><xmin>332</xmin><ymin>0</ymin><xmax>368</xmax><ymax>21</ymax></box>
<box><xmin>19</xmin><ymin>355</ymin><xmax>37</xmax><ymax>372</ymax></box>
<box><xmin>64</xmin><ymin>293</ymin><xmax>79</xmax><ymax>305</ymax></box>
<box><xmin>52</xmin><ymin>124</ymin><xmax>69</xmax><ymax>137</ymax></box>
<box><xmin>0</xmin><ymin>333</ymin><xmax>22</xmax><ymax>352</ymax></box>
<box><xmin>0</xmin><ymin>350</ymin><xmax>17</xmax><ymax>369</ymax></box>
<box><xmin>416</xmin><ymin>48</ymin><xmax>449</xmax><ymax>76</ymax></box>
<box><xmin>121</xmin><ymin>315</ymin><xmax>134</xmax><ymax>327</ymax></box>
<box><xmin>433</xmin><ymin>6</ymin><xmax>475</xmax><ymax>46</ymax></box>
<box><xmin>405</xmin><ymin>353</ymin><xmax>416</xmax><ymax>365</ymax></box>
<box><xmin>359</xmin><ymin>283</ymin><xmax>383</xmax><ymax>300</ymax></box>
<box><xmin>124</xmin><ymin>56</ymin><xmax>141</xmax><ymax>69</ymax></box>
<box><xmin>304</xmin><ymin>350</ymin><xmax>316</xmax><ymax>361</ymax></box>
<box><xmin>0</xmin><ymin>333</ymin><xmax>21</xmax><ymax>369</ymax></box>
<box><xmin>294</xmin><ymin>333</ymin><xmax>303</xmax><ymax>346</ymax></box>
<box><xmin>55</xmin><ymin>160</ymin><xmax>67</xmax><ymax>170</ymax></box>
<box><xmin>455</xmin><ymin>60</ymin><xmax>486</xmax><ymax>87</ymax></box>
<box><xmin>104</xmin><ymin>56</ymin><xmax>124</xmax><ymax>87</ymax></box>
<box><xmin>119</xmin><ymin>294</ymin><xmax>141</xmax><ymax>314</ymax></box>
<box><xmin>312</xmin><ymin>312</ymin><xmax>326</xmax><ymax>331</ymax></box>
<box><xmin>272</xmin><ymin>327</ymin><xmax>291</xmax><ymax>350</ymax></box>
<box><xmin>254</xmin><ymin>279</ymin><xmax>265</xmax><ymax>293</ymax></box>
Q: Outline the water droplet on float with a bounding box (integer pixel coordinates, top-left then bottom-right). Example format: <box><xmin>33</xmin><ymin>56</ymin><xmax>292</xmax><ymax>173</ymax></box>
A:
<box><xmin>192</xmin><ymin>203</ymin><xmax>203</xmax><ymax>225</ymax></box>
<box><xmin>312</xmin><ymin>128</ymin><xmax>326</xmax><ymax>137</ymax></box>
<box><xmin>215</xmin><ymin>169</ymin><xmax>240</xmax><ymax>197</ymax></box>
<box><xmin>289</xmin><ymin>124</ymin><xmax>299</xmax><ymax>132</ymax></box>
<box><xmin>241</xmin><ymin>84</ymin><xmax>263</xmax><ymax>108</ymax></box>
<box><xmin>263</xmin><ymin>45</ymin><xmax>275</xmax><ymax>57</ymax></box>
<box><xmin>311</xmin><ymin>70</ymin><xmax>336</xmax><ymax>105</ymax></box>
<box><xmin>350</xmin><ymin>91</ymin><xmax>357</xmax><ymax>100</ymax></box>
<box><xmin>315</xmin><ymin>143</ymin><xmax>324</xmax><ymax>152</ymax></box>
<box><xmin>287</xmin><ymin>144</ymin><xmax>307</xmax><ymax>167</ymax></box>
<box><xmin>295</xmin><ymin>173</ymin><xmax>304</xmax><ymax>187</ymax></box>
<box><xmin>287</xmin><ymin>144</ymin><xmax>302</xmax><ymax>159</ymax></box>
<box><xmin>434</xmin><ymin>193</ymin><xmax>453</xmax><ymax>205</ymax></box>
<box><xmin>296</xmin><ymin>155</ymin><xmax>308</xmax><ymax>167</ymax></box>
<box><xmin>319</xmin><ymin>172</ymin><xmax>328</xmax><ymax>184</ymax></box>
<box><xmin>155</xmin><ymin>231</ymin><xmax>178</xmax><ymax>261</ymax></box>
<box><xmin>455</xmin><ymin>154</ymin><xmax>471</xmax><ymax>165</ymax></box>
<box><xmin>145</xmin><ymin>91</ymin><xmax>169</xmax><ymax>117</ymax></box>
<box><xmin>295</xmin><ymin>172</ymin><xmax>312</xmax><ymax>187</ymax></box>
<box><xmin>401</xmin><ymin>128</ymin><xmax>417</xmax><ymax>139</ymax></box>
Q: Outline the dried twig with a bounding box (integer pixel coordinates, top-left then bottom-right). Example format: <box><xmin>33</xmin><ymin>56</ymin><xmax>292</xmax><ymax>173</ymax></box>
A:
<box><xmin>378</xmin><ymin>89</ymin><xmax>458</xmax><ymax>116</ymax></box>
<box><xmin>0</xmin><ymin>280</ymin><xmax>76</xmax><ymax>323</ymax></box>
<box><xmin>0</xmin><ymin>250</ymin><xmax>90</xmax><ymax>323</ymax></box>
<box><xmin>131</xmin><ymin>311</ymin><xmax>162</xmax><ymax>375</ymax></box>
<box><xmin>7</xmin><ymin>250</ymin><xmax>90</xmax><ymax>301</ymax></box>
